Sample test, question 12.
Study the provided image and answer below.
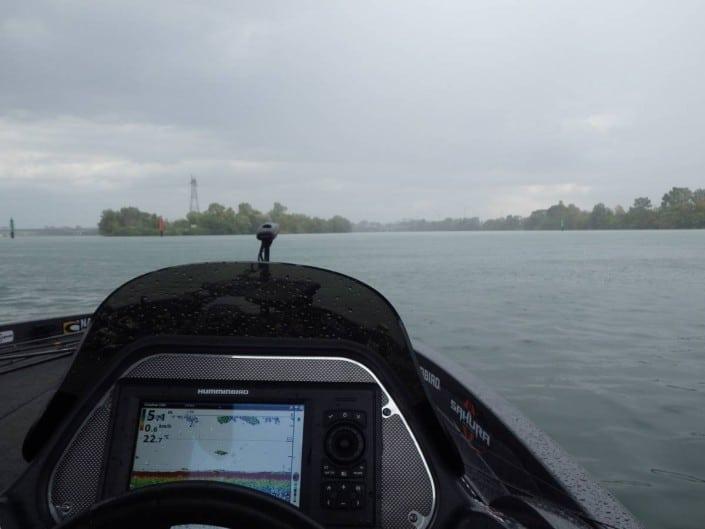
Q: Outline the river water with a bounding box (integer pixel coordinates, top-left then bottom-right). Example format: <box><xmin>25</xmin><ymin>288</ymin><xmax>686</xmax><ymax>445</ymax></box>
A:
<box><xmin>1</xmin><ymin>231</ymin><xmax>704</xmax><ymax>528</ymax></box>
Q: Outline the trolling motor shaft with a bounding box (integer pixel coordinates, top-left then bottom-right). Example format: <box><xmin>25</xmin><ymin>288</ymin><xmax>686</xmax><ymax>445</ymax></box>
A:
<box><xmin>256</xmin><ymin>222</ymin><xmax>279</xmax><ymax>262</ymax></box>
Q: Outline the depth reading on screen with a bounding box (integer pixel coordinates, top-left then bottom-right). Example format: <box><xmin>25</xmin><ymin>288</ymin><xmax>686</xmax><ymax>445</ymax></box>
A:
<box><xmin>130</xmin><ymin>403</ymin><xmax>305</xmax><ymax>506</ymax></box>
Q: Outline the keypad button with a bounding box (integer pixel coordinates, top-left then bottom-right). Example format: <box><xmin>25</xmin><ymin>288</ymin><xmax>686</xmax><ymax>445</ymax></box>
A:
<box><xmin>336</xmin><ymin>493</ymin><xmax>351</xmax><ymax>509</ymax></box>
<box><xmin>322</xmin><ymin>482</ymin><xmax>337</xmax><ymax>509</ymax></box>
<box><xmin>322</xmin><ymin>481</ymin><xmax>366</xmax><ymax>510</ymax></box>
<box><xmin>352</xmin><ymin>411</ymin><xmax>366</xmax><ymax>426</ymax></box>
<box><xmin>323</xmin><ymin>410</ymin><xmax>339</xmax><ymax>425</ymax></box>
<box><xmin>321</xmin><ymin>461</ymin><xmax>336</xmax><ymax>478</ymax></box>
<box><xmin>324</xmin><ymin>409</ymin><xmax>366</xmax><ymax>426</ymax></box>
<box><xmin>350</xmin><ymin>482</ymin><xmax>365</xmax><ymax>510</ymax></box>
<box><xmin>352</xmin><ymin>462</ymin><xmax>365</xmax><ymax>478</ymax></box>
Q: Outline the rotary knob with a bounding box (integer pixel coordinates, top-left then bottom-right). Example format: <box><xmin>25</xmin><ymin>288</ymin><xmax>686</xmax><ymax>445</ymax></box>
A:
<box><xmin>325</xmin><ymin>425</ymin><xmax>365</xmax><ymax>464</ymax></box>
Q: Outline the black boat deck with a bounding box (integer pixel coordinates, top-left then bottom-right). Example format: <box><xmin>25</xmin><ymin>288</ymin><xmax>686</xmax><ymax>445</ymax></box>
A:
<box><xmin>0</xmin><ymin>333</ymin><xmax>80</xmax><ymax>492</ymax></box>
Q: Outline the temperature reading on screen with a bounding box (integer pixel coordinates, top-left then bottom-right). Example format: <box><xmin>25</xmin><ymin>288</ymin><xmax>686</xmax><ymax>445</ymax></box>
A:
<box><xmin>130</xmin><ymin>403</ymin><xmax>305</xmax><ymax>507</ymax></box>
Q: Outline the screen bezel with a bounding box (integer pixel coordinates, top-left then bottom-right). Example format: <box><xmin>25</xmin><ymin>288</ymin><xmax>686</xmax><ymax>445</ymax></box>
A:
<box><xmin>101</xmin><ymin>380</ymin><xmax>315</xmax><ymax>512</ymax></box>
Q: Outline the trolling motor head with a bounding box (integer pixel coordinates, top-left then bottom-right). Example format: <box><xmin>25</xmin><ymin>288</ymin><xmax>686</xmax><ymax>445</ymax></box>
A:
<box><xmin>256</xmin><ymin>222</ymin><xmax>279</xmax><ymax>262</ymax></box>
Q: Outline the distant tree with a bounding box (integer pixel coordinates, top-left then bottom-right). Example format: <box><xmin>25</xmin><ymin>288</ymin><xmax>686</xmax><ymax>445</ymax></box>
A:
<box><xmin>613</xmin><ymin>205</ymin><xmax>626</xmax><ymax>227</ymax></box>
<box><xmin>98</xmin><ymin>207</ymin><xmax>159</xmax><ymax>235</ymax></box>
<box><xmin>659</xmin><ymin>187</ymin><xmax>696</xmax><ymax>228</ymax></box>
<box><xmin>588</xmin><ymin>203</ymin><xmax>615</xmax><ymax>229</ymax></box>
<box><xmin>483</xmin><ymin>215</ymin><xmax>521</xmax><ymax>230</ymax></box>
<box><xmin>661</xmin><ymin>187</ymin><xmax>694</xmax><ymax>209</ymax></box>
<box><xmin>632</xmin><ymin>197</ymin><xmax>652</xmax><ymax>210</ymax></box>
<box><xmin>269</xmin><ymin>202</ymin><xmax>288</xmax><ymax>222</ymax></box>
<box><xmin>328</xmin><ymin>215</ymin><xmax>352</xmax><ymax>232</ymax></box>
<box><xmin>98</xmin><ymin>209</ymin><xmax>119</xmax><ymax>234</ymax></box>
<box><xmin>237</xmin><ymin>202</ymin><xmax>266</xmax><ymax>232</ymax></box>
<box><xmin>543</xmin><ymin>201</ymin><xmax>569</xmax><ymax>229</ymax></box>
<box><xmin>523</xmin><ymin>209</ymin><xmax>547</xmax><ymax>230</ymax></box>
<box><xmin>237</xmin><ymin>202</ymin><xmax>256</xmax><ymax>216</ymax></box>
<box><xmin>693</xmin><ymin>191</ymin><xmax>705</xmax><ymax>228</ymax></box>
<box><xmin>625</xmin><ymin>197</ymin><xmax>657</xmax><ymax>228</ymax></box>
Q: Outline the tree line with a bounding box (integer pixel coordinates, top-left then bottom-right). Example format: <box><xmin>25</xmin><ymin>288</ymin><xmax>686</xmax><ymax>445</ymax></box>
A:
<box><xmin>99</xmin><ymin>187</ymin><xmax>705</xmax><ymax>236</ymax></box>
<box><xmin>356</xmin><ymin>187</ymin><xmax>705</xmax><ymax>231</ymax></box>
<box><xmin>98</xmin><ymin>202</ymin><xmax>353</xmax><ymax>236</ymax></box>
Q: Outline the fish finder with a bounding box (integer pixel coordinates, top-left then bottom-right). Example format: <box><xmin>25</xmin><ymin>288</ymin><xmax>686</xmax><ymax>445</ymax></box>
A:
<box><xmin>129</xmin><ymin>402</ymin><xmax>306</xmax><ymax>506</ymax></box>
<box><xmin>102</xmin><ymin>379</ymin><xmax>381</xmax><ymax>527</ymax></box>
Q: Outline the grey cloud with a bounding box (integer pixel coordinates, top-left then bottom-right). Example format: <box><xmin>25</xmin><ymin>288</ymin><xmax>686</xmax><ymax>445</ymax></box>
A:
<box><xmin>1</xmin><ymin>0</ymin><xmax>704</xmax><ymax>226</ymax></box>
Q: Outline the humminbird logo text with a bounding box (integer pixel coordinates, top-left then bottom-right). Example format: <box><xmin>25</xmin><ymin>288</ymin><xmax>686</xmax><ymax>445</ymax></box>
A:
<box><xmin>450</xmin><ymin>399</ymin><xmax>491</xmax><ymax>447</ymax></box>
<box><xmin>419</xmin><ymin>365</ymin><xmax>441</xmax><ymax>390</ymax></box>
<box><xmin>197</xmin><ymin>389</ymin><xmax>249</xmax><ymax>395</ymax></box>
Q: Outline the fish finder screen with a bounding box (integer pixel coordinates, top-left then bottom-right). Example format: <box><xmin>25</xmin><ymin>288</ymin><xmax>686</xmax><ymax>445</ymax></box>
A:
<box><xmin>129</xmin><ymin>402</ymin><xmax>305</xmax><ymax>506</ymax></box>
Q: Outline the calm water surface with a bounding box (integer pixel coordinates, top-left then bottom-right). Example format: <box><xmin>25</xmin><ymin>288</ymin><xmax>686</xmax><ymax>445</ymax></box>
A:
<box><xmin>1</xmin><ymin>231</ymin><xmax>704</xmax><ymax>528</ymax></box>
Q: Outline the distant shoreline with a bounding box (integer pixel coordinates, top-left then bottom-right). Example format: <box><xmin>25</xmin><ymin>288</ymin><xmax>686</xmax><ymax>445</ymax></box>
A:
<box><xmin>5</xmin><ymin>186</ymin><xmax>704</xmax><ymax>236</ymax></box>
<box><xmin>3</xmin><ymin>227</ymin><xmax>705</xmax><ymax>238</ymax></box>
<box><xmin>0</xmin><ymin>228</ymin><xmax>99</xmax><ymax>237</ymax></box>
<box><xmin>96</xmin><ymin>186</ymin><xmax>705</xmax><ymax>235</ymax></box>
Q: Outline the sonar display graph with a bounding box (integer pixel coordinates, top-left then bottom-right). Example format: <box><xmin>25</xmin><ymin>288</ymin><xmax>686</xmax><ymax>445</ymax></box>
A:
<box><xmin>129</xmin><ymin>403</ymin><xmax>305</xmax><ymax>506</ymax></box>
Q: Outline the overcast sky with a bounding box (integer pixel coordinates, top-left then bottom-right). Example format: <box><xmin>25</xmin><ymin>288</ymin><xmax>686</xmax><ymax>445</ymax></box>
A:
<box><xmin>1</xmin><ymin>1</ymin><xmax>704</xmax><ymax>227</ymax></box>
